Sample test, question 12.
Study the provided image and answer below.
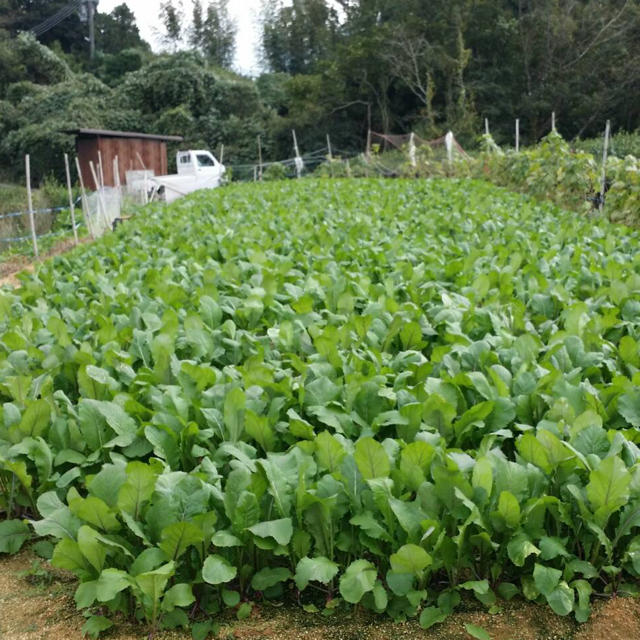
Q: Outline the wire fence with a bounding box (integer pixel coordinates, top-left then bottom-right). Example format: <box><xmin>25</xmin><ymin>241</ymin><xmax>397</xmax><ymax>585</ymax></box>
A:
<box><xmin>227</xmin><ymin>147</ymin><xmax>350</xmax><ymax>182</ymax></box>
<box><xmin>224</xmin><ymin>135</ymin><xmax>466</xmax><ymax>183</ymax></box>
<box><xmin>0</xmin><ymin>130</ymin><xmax>462</xmax><ymax>263</ymax></box>
<box><xmin>0</xmin><ymin>200</ymin><xmax>83</xmax><ymax>254</ymax></box>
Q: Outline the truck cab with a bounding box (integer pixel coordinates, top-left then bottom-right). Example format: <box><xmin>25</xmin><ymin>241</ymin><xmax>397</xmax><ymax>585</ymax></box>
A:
<box><xmin>177</xmin><ymin>150</ymin><xmax>225</xmax><ymax>178</ymax></box>
<box><xmin>127</xmin><ymin>149</ymin><xmax>226</xmax><ymax>204</ymax></box>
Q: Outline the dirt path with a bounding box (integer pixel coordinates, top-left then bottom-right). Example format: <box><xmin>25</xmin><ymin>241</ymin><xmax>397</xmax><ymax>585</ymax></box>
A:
<box><xmin>0</xmin><ymin>236</ymin><xmax>92</xmax><ymax>288</ymax></box>
<box><xmin>2</xmin><ymin>549</ymin><xmax>640</xmax><ymax>640</ymax></box>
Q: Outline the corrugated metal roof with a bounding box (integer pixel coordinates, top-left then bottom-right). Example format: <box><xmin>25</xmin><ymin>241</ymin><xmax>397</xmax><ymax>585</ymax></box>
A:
<box><xmin>68</xmin><ymin>128</ymin><xmax>184</xmax><ymax>142</ymax></box>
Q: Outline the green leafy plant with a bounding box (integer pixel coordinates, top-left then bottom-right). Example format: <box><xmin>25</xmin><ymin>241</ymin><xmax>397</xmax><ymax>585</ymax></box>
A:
<box><xmin>1</xmin><ymin>178</ymin><xmax>640</xmax><ymax>636</ymax></box>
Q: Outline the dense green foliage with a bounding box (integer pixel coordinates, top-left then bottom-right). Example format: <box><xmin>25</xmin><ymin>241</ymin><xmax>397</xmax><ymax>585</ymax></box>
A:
<box><xmin>312</xmin><ymin>131</ymin><xmax>640</xmax><ymax>226</ymax></box>
<box><xmin>259</xmin><ymin>0</ymin><xmax>640</xmax><ymax>146</ymax></box>
<box><xmin>2</xmin><ymin>1</ymin><xmax>640</xmax><ymax>183</ymax></box>
<box><xmin>2</xmin><ymin>179</ymin><xmax>640</xmax><ymax>635</ymax></box>
<box><xmin>0</xmin><ymin>35</ymin><xmax>272</xmax><ymax>182</ymax></box>
<box><xmin>574</xmin><ymin>131</ymin><xmax>640</xmax><ymax>161</ymax></box>
<box><xmin>468</xmin><ymin>132</ymin><xmax>640</xmax><ymax>226</ymax></box>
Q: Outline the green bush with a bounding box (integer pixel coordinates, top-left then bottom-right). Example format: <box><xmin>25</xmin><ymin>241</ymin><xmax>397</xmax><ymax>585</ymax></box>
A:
<box><xmin>262</xmin><ymin>162</ymin><xmax>289</xmax><ymax>181</ymax></box>
<box><xmin>313</xmin><ymin>157</ymin><xmax>352</xmax><ymax>178</ymax></box>
<box><xmin>0</xmin><ymin>185</ymin><xmax>48</xmax><ymax>215</ymax></box>
<box><xmin>14</xmin><ymin>32</ymin><xmax>72</xmax><ymax>86</ymax></box>
<box><xmin>0</xmin><ymin>123</ymin><xmax>75</xmax><ymax>183</ymax></box>
<box><xmin>473</xmin><ymin>131</ymin><xmax>599</xmax><ymax>211</ymax></box>
<box><xmin>574</xmin><ymin>130</ymin><xmax>640</xmax><ymax>160</ymax></box>
<box><xmin>606</xmin><ymin>155</ymin><xmax>640</xmax><ymax>225</ymax></box>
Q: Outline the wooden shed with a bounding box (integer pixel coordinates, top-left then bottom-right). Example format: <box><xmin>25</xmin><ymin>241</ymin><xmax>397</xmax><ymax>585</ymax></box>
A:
<box><xmin>71</xmin><ymin>129</ymin><xmax>184</xmax><ymax>188</ymax></box>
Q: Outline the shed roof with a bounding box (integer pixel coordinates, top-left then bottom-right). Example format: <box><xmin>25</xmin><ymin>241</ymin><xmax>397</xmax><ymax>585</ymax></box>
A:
<box><xmin>68</xmin><ymin>128</ymin><xmax>184</xmax><ymax>142</ymax></box>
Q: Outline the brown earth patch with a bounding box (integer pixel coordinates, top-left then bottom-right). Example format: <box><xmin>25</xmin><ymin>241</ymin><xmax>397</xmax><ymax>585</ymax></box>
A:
<box><xmin>1</xmin><ymin>549</ymin><xmax>640</xmax><ymax>640</ymax></box>
<box><xmin>0</xmin><ymin>236</ymin><xmax>92</xmax><ymax>288</ymax></box>
<box><xmin>574</xmin><ymin>595</ymin><xmax>640</xmax><ymax>640</ymax></box>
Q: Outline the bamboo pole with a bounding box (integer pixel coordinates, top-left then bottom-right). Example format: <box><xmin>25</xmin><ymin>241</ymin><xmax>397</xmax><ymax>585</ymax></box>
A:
<box><xmin>292</xmin><ymin>130</ymin><xmax>302</xmax><ymax>178</ymax></box>
<box><xmin>409</xmin><ymin>132</ymin><xmax>417</xmax><ymax>168</ymax></box>
<box><xmin>292</xmin><ymin>129</ymin><xmax>300</xmax><ymax>157</ymax></box>
<box><xmin>515</xmin><ymin>119</ymin><xmax>520</xmax><ymax>152</ymax></box>
<box><xmin>326</xmin><ymin>134</ymin><xmax>334</xmax><ymax>178</ymax></box>
<box><xmin>75</xmin><ymin>156</ymin><xmax>94</xmax><ymax>239</ymax></box>
<box><xmin>113</xmin><ymin>155</ymin><xmax>122</xmax><ymax>219</ymax></box>
<box><xmin>599</xmin><ymin>120</ymin><xmax>611</xmax><ymax>215</ymax></box>
<box><xmin>114</xmin><ymin>155</ymin><xmax>121</xmax><ymax>191</ymax></box>
<box><xmin>89</xmin><ymin>161</ymin><xmax>110</xmax><ymax>230</ymax></box>
<box><xmin>134</xmin><ymin>154</ymin><xmax>149</xmax><ymax>204</ymax></box>
<box><xmin>98</xmin><ymin>150</ymin><xmax>105</xmax><ymax>188</ymax></box>
<box><xmin>25</xmin><ymin>154</ymin><xmax>39</xmax><ymax>259</ymax></box>
<box><xmin>257</xmin><ymin>135</ymin><xmax>263</xmax><ymax>181</ymax></box>
<box><xmin>64</xmin><ymin>153</ymin><xmax>78</xmax><ymax>245</ymax></box>
<box><xmin>136</xmin><ymin>152</ymin><xmax>147</xmax><ymax>171</ymax></box>
<box><xmin>445</xmin><ymin>131</ymin><xmax>454</xmax><ymax>170</ymax></box>
<box><xmin>89</xmin><ymin>161</ymin><xmax>100</xmax><ymax>191</ymax></box>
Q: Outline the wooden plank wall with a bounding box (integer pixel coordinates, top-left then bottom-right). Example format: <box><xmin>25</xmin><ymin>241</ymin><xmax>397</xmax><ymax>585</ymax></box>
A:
<box><xmin>76</xmin><ymin>137</ymin><xmax>170</xmax><ymax>188</ymax></box>
<box><xmin>76</xmin><ymin>138</ymin><xmax>100</xmax><ymax>189</ymax></box>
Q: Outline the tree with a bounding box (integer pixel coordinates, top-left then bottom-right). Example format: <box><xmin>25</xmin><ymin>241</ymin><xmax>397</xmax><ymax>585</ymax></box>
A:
<box><xmin>190</xmin><ymin>0</ymin><xmax>205</xmax><ymax>48</ymax></box>
<box><xmin>159</xmin><ymin>0</ymin><xmax>185</xmax><ymax>51</ymax></box>
<box><xmin>192</xmin><ymin>0</ymin><xmax>236</xmax><ymax>68</ymax></box>
<box><xmin>95</xmin><ymin>4</ymin><xmax>149</xmax><ymax>55</ymax></box>
<box><xmin>0</xmin><ymin>0</ymin><xmax>87</xmax><ymax>54</ymax></box>
<box><xmin>383</xmin><ymin>25</ymin><xmax>437</xmax><ymax>131</ymax></box>
<box><xmin>261</xmin><ymin>0</ymin><xmax>339</xmax><ymax>74</ymax></box>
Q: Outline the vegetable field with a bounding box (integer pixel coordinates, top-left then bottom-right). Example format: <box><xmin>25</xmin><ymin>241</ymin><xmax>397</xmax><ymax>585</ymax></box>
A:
<box><xmin>1</xmin><ymin>178</ymin><xmax>640</xmax><ymax>637</ymax></box>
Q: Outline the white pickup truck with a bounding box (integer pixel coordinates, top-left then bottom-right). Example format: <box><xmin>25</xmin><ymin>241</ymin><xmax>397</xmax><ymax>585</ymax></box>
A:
<box><xmin>126</xmin><ymin>150</ymin><xmax>226</xmax><ymax>203</ymax></box>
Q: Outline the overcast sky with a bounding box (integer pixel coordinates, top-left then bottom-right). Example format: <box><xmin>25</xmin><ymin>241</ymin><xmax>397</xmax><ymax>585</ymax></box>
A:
<box><xmin>97</xmin><ymin>0</ymin><xmax>263</xmax><ymax>75</ymax></box>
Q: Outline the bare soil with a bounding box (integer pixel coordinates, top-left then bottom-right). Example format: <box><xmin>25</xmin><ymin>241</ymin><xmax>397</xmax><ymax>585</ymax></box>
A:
<box><xmin>0</xmin><ymin>236</ymin><xmax>91</xmax><ymax>288</ymax></box>
<box><xmin>2</xmin><ymin>549</ymin><xmax>640</xmax><ymax>640</ymax></box>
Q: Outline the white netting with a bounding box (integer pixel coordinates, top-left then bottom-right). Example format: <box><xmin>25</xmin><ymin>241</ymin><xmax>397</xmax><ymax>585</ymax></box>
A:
<box><xmin>364</xmin><ymin>130</ymin><xmax>470</xmax><ymax>176</ymax></box>
<box><xmin>84</xmin><ymin>187</ymin><xmax>122</xmax><ymax>237</ymax></box>
<box><xmin>370</xmin><ymin>130</ymin><xmax>469</xmax><ymax>158</ymax></box>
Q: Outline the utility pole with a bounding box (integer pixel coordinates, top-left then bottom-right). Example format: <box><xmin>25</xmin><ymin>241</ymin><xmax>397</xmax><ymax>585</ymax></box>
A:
<box><xmin>87</xmin><ymin>0</ymin><xmax>97</xmax><ymax>60</ymax></box>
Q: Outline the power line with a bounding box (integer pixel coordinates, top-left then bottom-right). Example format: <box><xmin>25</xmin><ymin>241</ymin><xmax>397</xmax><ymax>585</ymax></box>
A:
<box><xmin>31</xmin><ymin>0</ymin><xmax>84</xmax><ymax>37</ymax></box>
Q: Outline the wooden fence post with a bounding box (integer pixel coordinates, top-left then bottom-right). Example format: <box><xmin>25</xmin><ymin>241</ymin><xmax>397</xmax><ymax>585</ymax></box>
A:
<box><xmin>257</xmin><ymin>135</ymin><xmax>263</xmax><ymax>181</ymax></box>
<box><xmin>25</xmin><ymin>154</ymin><xmax>39</xmax><ymax>259</ymax></box>
<box><xmin>64</xmin><ymin>153</ymin><xmax>79</xmax><ymax>245</ymax></box>
<box><xmin>75</xmin><ymin>156</ymin><xmax>94</xmax><ymax>239</ymax></box>
<box><xmin>600</xmin><ymin>120</ymin><xmax>611</xmax><ymax>215</ymax></box>
<box><xmin>515</xmin><ymin>119</ymin><xmax>520</xmax><ymax>152</ymax></box>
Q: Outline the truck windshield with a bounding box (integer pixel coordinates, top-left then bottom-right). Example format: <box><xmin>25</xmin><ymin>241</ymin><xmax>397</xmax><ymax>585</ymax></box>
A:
<box><xmin>196</xmin><ymin>154</ymin><xmax>216</xmax><ymax>167</ymax></box>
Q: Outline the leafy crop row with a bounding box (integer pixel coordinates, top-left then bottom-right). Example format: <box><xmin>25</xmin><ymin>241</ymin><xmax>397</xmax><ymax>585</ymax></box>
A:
<box><xmin>1</xmin><ymin>179</ymin><xmax>640</xmax><ymax>636</ymax></box>
<box><xmin>348</xmin><ymin>131</ymin><xmax>640</xmax><ymax>227</ymax></box>
<box><xmin>472</xmin><ymin>132</ymin><xmax>640</xmax><ymax>227</ymax></box>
